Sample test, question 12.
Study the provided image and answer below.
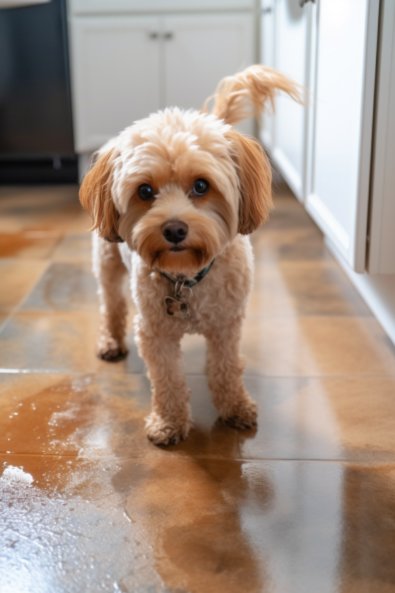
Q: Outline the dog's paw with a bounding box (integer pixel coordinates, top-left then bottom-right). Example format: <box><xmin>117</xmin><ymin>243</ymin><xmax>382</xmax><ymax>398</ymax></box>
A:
<box><xmin>97</xmin><ymin>339</ymin><xmax>128</xmax><ymax>363</ymax></box>
<box><xmin>98</xmin><ymin>347</ymin><xmax>129</xmax><ymax>362</ymax></box>
<box><xmin>145</xmin><ymin>413</ymin><xmax>191</xmax><ymax>447</ymax></box>
<box><xmin>221</xmin><ymin>400</ymin><xmax>257</xmax><ymax>430</ymax></box>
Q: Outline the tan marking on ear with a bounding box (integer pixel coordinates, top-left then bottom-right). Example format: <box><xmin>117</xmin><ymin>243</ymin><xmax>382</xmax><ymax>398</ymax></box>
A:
<box><xmin>79</xmin><ymin>148</ymin><xmax>121</xmax><ymax>242</ymax></box>
<box><xmin>227</xmin><ymin>129</ymin><xmax>273</xmax><ymax>235</ymax></box>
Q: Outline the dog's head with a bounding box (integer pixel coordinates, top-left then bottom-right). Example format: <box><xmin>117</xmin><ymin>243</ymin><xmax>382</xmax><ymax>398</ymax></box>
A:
<box><xmin>80</xmin><ymin>109</ymin><xmax>271</xmax><ymax>275</ymax></box>
<box><xmin>80</xmin><ymin>66</ymin><xmax>301</xmax><ymax>275</ymax></box>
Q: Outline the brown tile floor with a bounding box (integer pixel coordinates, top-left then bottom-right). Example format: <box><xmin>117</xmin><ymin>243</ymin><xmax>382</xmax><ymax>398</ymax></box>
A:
<box><xmin>1</xmin><ymin>184</ymin><xmax>395</xmax><ymax>593</ymax></box>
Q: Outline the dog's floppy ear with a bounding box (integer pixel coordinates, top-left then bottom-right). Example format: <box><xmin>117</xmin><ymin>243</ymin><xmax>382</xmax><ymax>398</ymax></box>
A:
<box><xmin>79</xmin><ymin>148</ymin><xmax>123</xmax><ymax>242</ymax></box>
<box><xmin>227</xmin><ymin>129</ymin><xmax>273</xmax><ymax>235</ymax></box>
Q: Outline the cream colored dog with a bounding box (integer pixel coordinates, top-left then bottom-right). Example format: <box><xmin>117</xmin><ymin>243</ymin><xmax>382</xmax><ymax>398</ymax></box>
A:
<box><xmin>80</xmin><ymin>65</ymin><xmax>299</xmax><ymax>446</ymax></box>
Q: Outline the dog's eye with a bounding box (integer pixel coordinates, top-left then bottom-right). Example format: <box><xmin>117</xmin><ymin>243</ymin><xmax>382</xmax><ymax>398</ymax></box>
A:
<box><xmin>191</xmin><ymin>179</ymin><xmax>209</xmax><ymax>197</ymax></box>
<box><xmin>138</xmin><ymin>184</ymin><xmax>155</xmax><ymax>201</ymax></box>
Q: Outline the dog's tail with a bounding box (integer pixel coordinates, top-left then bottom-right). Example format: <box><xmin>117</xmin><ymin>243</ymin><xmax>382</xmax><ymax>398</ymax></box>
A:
<box><xmin>204</xmin><ymin>65</ymin><xmax>303</xmax><ymax>125</ymax></box>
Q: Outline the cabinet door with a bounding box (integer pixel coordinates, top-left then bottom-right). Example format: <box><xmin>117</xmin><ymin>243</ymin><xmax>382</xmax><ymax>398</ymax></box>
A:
<box><xmin>260</xmin><ymin>0</ymin><xmax>275</xmax><ymax>150</ymax></box>
<box><xmin>305</xmin><ymin>0</ymin><xmax>379</xmax><ymax>271</ymax></box>
<box><xmin>368</xmin><ymin>0</ymin><xmax>395</xmax><ymax>274</ymax></box>
<box><xmin>272</xmin><ymin>0</ymin><xmax>311</xmax><ymax>200</ymax></box>
<box><xmin>69</xmin><ymin>16</ymin><xmax>161</xmax><ymax>152</ymax></box>
<box><xmin>260</xmin><ymin>0</ymin><xmax>312</xmax><ymax>201</ymax></box>
<box><xmin>163</xmin><ymin>13</ymin><xmax>254</xmax><ymax>130</ymax></box>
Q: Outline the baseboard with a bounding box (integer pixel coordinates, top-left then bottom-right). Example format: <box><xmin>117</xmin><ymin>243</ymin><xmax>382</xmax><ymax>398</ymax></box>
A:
<box><xmin>326</xmin><ymin>237</ymin><xmax>395</xmax><ymax>346</ymax></box>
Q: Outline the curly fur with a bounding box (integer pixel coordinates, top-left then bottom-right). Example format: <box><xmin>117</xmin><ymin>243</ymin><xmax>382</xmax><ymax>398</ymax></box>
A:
<box><xmin>80</xmin><ymin>65</ymin><xmax>300</xmax><ymax>445</ymax></box>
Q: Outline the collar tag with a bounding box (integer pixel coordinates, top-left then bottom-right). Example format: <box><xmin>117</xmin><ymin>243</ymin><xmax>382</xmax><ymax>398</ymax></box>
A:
<box><xmin>160</xmin><ymin>260</ymin><xmax>214</xmax><ymax>319</ymax></box>
<box><xmin>165</xmin><ymin>295</ymin><xmax>190</xmax><ymax>319</ymax></box>
<box><xmin>165</xmin><ymin>279</ymin><xmax>192</xmax><ymax>319</ymax></box>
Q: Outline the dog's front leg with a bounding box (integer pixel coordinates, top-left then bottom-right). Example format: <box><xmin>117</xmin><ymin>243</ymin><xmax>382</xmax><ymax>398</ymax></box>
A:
<box><xmin>93</xmin><ymin>237</ymin><xmax>129</xmax><ymax>362</ymax></box>
<box><xmin>205</xmin><ymin>322</ymin><xmax>257</xmax><ymax>429</ymax></box>
<box><xmin>137</xmin><ymin>325</ymin><xmax>192</xmax><ymax>446</ymax></box>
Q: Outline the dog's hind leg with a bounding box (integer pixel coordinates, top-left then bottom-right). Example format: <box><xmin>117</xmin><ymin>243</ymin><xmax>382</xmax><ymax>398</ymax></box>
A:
<box><xmin>93</xmin><ymin>234</ymin><xmax>129</xmax><ymax>361</ymax></box>
<box><xmin>205</xmin><ymin>321</ymin><xmax>257</xmax><ymax>430</ymax></box>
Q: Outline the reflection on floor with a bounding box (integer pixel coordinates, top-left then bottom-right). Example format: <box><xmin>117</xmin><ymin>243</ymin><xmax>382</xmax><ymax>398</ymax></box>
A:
<box><xmin>1</xmin><ymin>184</ymin><xmax>395</xmax><ymax>593</ymax></box>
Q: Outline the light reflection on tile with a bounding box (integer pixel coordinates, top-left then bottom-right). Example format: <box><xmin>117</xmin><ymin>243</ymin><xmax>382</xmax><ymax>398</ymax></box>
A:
<box><xmin>2</xmin><ymin>373</ymin><xmax>395</xmax><ymax>463</ymax></box>
<box><xmin>250</xmin><ymin>259</ymin><xmax>370</xmax><ymax>317</ymax></box>
<box><xmin>0</xmin><ymin>312</ymin><xmax>143</xmax><ymax>374</ymax></box>
<box><xmin>52</xmin><ymin>233</ymin><xmax>92</xmax><ymax>263</ymax></box>
<box><xmin>180</xmin><ymin>317</ymin><xmax>395</xmax><ymax>377</ymax></box>
<box><xmin>0</xmin><ymin>259</ymin><xmax>48</xmax><ymax>311</ymax></box>
<box><xmin>2</xmin><ymin>451</ymin><xmax>395</xmax><ymax>593</ymax></box>
<box><xmin>241</xmin><ymin>315</ymin><xmax>395</xmax><ymax>377</ymax></box>
<box><xmin>20</xmin><ymin>262</ymin><xmax>99</xmax><ymax>311</ymax></box>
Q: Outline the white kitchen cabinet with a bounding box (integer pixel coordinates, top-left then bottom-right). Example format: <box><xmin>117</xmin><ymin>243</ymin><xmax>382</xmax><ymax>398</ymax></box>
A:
<box><xmin>259</xmin><ymin>0</ymin><xmax>275</xmax><ymax>150</ymax></box>
<box><xmin>368</xmin><ymin>0</ymin><xmax>395</xmax><ymax>275</ymax></box>
<box><xmin>305</xmin><ymin>0</ymin><xmax>379</xmax><ymax>272</ymax></box>
<box><xmin>164</xmin><ymin>14</ymin><xmax>253</xmax><ymax>112</ymax></box>
<box><xmin>260</xmin><ymin>0</ymin><xmax>313</xmax><ymax>201</ymax></box>
<box><xmin>259</xmin><ymin>0</ymin><xmax>395</xmax><ymax>344</ymax></box>
<box><xmin>261</xmin><ymin>0</ymin><xmax>379</xmax><ymax>272</ymax></box>
<box><xmin>69</xmin><ymin>16</ymin><xmax>161</xmax><ymax>152</ymax></box>
<box><xmin>69</xmin><ymin>9</ymin><xmax>255</xmax><ymax>153</ymax></box>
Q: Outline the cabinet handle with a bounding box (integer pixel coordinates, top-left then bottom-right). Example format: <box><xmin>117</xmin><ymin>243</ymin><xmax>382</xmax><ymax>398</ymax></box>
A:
<box><xmin>147</xmin><ymin>31</ymin><xmax>174</xmax><ymax>40</ymax></box>
<box><xmin>262</xmin><ymin>7</ymin><xmax>272</xmax><ymax>14</ymax></box>
<box><xmin>299</xmin><ymin>0</ymin><xmax>315</xmax><ymax>6</ymax></box>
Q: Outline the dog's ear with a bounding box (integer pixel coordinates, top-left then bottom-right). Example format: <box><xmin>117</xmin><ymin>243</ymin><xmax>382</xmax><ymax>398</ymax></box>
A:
<box><xmin>79</xmin><ymin>148</ymin><xmax>123</xmax><ymax>242</ymax></box>
<box><xmin>227</xmin><ymin>129</ymin><xmax>273</xmax><ymax>235</ymax></box>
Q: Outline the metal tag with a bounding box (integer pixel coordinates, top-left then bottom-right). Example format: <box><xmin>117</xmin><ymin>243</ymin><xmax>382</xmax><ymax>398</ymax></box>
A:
<box><xmin>164</xmin><ymin>295</ymin><xmax>190</xmax><ymax>319</ymax></box>
<box><xmin>164</xmin><ymin>279</ymin><xmax>192</xmax><ymax>319</ymax></box>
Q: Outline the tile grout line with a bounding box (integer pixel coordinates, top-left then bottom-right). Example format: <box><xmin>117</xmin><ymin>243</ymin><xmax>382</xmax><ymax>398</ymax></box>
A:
<box><xmin>1</xmin><ymin>451</ymin><xmax>394</xmax><ymax>466</ymax></box>
<box><xmin>1</xmin><ymin>368</ymin><xmax>395</xmax><ymax>380</ymax></box>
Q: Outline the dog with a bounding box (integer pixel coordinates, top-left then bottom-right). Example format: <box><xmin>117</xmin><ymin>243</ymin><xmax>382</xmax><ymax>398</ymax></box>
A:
<box><xmin>80</xmin><ymin>65</ymin><xmax>300</xmax><ymax>446</ymax></box>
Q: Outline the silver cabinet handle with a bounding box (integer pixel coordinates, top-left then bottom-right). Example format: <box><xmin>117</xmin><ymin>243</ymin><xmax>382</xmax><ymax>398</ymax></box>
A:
<box><xmin>299</xmin><ymin>0</ymin><xmax>315</xmax><ymax>6</ymax></box>
<box><xmin>147</xmin><ymin>31</ymin><xmax>174</xmax><ymax>40</ymax></box>
<box><xmin>262</xmin><ymin>7</ymin><xmax>272</xmax><ymax>14</ymax></box>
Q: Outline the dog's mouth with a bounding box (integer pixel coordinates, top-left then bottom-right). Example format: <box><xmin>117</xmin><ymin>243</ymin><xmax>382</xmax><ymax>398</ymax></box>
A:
<box><xmin>150</xmin><ymin>245</ymin><xmax>208</xmax><ymax>275</ymax></box>
<box><xmin>169</xmin><ymin>245</ymin><xmax>186</xmax><ymax>252</ymax></box>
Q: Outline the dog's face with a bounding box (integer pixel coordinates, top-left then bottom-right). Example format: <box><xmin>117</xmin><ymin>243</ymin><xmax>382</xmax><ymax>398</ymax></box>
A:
<box><xmin>80</xmin><ymin>108</ymin><xmax>272</xmax><ymax>275</ymax></box>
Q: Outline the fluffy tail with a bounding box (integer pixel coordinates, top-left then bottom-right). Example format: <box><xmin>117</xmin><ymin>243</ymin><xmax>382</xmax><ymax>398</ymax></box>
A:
<box><xmin>205</xmin><ymin>64</ymin><xmax>303</xmax><ymax>125</ymax></box>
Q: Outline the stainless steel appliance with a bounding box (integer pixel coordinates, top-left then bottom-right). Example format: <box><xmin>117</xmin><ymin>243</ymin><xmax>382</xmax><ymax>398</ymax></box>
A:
<box><xmin>0</xmin><ymin>0</ymin><xmax>77</xmax><ymax>182</ymax></box>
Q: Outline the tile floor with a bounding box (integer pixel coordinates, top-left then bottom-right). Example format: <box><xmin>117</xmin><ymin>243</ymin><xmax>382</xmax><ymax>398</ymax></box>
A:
<box><xmin>1</xmin><ymin>184</ymin><xmax>395</xmax><ymax>593</ymax></box>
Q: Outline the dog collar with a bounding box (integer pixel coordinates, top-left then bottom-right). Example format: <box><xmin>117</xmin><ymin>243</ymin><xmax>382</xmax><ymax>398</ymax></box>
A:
<box><xmin>159</xmin><ymin>259</ymin><xmax>215</xmax><ymax>289</ymax></box>
<box><xmin>159</xmin><ymin>259</ymin><xmax>215</xmax><ymax>319</ymax></box>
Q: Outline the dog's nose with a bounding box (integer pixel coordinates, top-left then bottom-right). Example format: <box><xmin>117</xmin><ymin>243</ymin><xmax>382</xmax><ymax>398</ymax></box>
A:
<box><xmin>162</xmin><ymin>220</ymin><xmax>188</xmax><ymax>244</ymax></box>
